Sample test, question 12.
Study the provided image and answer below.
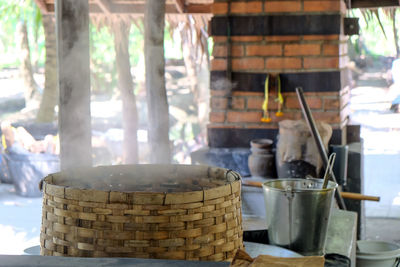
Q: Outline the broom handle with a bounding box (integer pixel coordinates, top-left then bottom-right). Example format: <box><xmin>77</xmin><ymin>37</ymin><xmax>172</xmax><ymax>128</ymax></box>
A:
<box><xmin>242</xmin><ymin>180</ymin><xmax>380</xmax><ymax>202</ymax></box>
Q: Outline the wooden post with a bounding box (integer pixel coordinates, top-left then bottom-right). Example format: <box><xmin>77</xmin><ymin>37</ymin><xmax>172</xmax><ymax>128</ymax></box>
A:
<box><xmin>144</xmin><ymin>0</ymin><xmax>171</xmax><ymax>163</ymax></box>
<box><xmin>55</xmin><ymin>0</ymin><xmax>92</xmax><ymax>170</ymax></box>
<box><xmin>113</xmin><ymin>20</ymin><xmax>138</xmax><ymax>164</ymax></box>
<box><xmin>16</xmin><ymin>21</ymin><xmax>38</xmax><ymax>107</ymax></box>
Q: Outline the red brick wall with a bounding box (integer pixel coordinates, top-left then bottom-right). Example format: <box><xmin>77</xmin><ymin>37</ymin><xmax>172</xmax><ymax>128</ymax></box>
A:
<box><xmin>208</xmin><ymin>0</ymin><xmax>350</xmax><ymax>143</ymax></box>
<box><xmin>211</xmin><ymin>35</ymin><xmax>348</xmax><ymax>72</ymax></box>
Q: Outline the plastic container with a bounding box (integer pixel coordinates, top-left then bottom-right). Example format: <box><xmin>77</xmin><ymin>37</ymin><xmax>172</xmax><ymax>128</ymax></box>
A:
<box><xmin>0</xmin><ymin>153</ymin><xmax>12</xmax><ymax>184</ymax></box>
<box><xmin>356</xmin><ymin>240</ymin><xmax>400</xmax><ymax>267</ymax></box>
<box><xmin>4</xmin><ymin>152</ymin><xmax>59</xmax><ymax>197</ymax></box>
<box><xmin>262</xmin><ymin>178</ymin><xmax>337</xmax><ymax>256</ymax></box>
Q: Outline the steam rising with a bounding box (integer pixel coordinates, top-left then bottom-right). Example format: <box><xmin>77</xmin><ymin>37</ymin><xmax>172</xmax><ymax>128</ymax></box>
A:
<box><xmin>49</xmin><ymin>165</ymin><xmax>238</xmax><ymax>193</ymax></box>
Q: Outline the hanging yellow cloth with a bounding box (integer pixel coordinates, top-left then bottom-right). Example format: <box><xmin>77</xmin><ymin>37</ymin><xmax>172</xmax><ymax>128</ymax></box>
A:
<box><xmin>1</xmin><ymin>134</ymin><xmax>7</xmax><ymax>150</ymax></box>
<box><xmin>261</xmin><ymin>74</ymin><xmax>284</xmax><ymax>123</ymax></box>
<box><xmin>261</xmin><ymin>75</ymin><xmax>272</xmax><ymax>123</ymax></box>
<box><xmin>275</xmin><ymin>74</ymin><xmax>284</xmax><ymax>117</ymax></box>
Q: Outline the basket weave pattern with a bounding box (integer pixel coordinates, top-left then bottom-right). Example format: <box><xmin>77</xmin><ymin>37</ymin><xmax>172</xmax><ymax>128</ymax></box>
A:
<box><xmin>40</xmin><ymin>165</ymin><xmax>243</xmax><ymax>261</ymax></box>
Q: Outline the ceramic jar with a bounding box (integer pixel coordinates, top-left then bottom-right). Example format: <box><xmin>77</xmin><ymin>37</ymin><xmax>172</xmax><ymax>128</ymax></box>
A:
<box><xmin>248</xmin><ymin>139</ymin><xmax>274</xmax><ymax>177</ymax></box>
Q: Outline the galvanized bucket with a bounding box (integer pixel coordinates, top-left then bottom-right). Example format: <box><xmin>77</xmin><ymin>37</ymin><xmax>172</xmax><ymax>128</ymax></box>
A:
<box><xmin>262</xmin><ymin>178</ymin><xmax>337</xmax><ymax>256</ymax></box>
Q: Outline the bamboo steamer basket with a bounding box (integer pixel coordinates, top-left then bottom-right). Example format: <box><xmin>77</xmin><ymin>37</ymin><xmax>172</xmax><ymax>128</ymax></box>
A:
<box><xmin>40</xmin><ymin>164</ymin><xmax>243</xmax><ymax>261</ymax></box>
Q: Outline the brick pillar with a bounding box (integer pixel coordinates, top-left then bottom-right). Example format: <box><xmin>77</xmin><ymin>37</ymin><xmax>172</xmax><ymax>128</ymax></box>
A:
<box><xmin>208</xmin><ymin>0</ymin><xmax>351</xmax><ymax>148</ymax></box>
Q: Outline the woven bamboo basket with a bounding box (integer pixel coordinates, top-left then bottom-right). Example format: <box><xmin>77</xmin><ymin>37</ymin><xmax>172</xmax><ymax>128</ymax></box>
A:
<box><xmin>40</xmin><ymin>164</ymin><xmax>243</xmax><ymax>261</ymax></box>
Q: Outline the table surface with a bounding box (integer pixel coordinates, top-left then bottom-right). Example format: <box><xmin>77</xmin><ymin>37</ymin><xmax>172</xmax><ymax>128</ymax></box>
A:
<box><xmin>0</xmin><ymin>246</ymin><xmax>296</xmax><ymax>267</ymax></box>
<box><xmin>0</xmin><ymin>255</ymin><xmax>230</xmax><ymax>267</ymax></box>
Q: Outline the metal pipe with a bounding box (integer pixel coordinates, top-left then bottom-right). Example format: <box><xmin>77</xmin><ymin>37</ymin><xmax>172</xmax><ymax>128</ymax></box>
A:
<box><xmin>295</xmin><ymin>87</ymin><xmax>347</xmax><ymax>210</ymax></box>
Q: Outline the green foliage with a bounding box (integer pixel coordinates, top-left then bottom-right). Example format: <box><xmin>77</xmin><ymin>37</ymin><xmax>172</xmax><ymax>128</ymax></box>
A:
<box><xmin>128</xmin><ymin>21</ymin><xmax>144</xmax><ymax>67</ymax></box>
<box><xmin>0</xmin><ymin>0</ymin><xmax>45</xmax><ymax>68</ymax></box>
<box><xmin>164</xmin><ymin>22</ymin><xmax>182</xmax><ymax>60</ymax></box>
<box><xmin>350</xmin><ymin>8</ymin><xmax>398</xmax><ymax>57</ymax></box>
<box><xmin>89</xmin><ymin>23</ymin><xmax>117</xmax><ymax>94</ymax></box>
<box><xmin>90</xmin><ymin>21</ymin><xmax>184</xmax><ymax>95</ymax></box>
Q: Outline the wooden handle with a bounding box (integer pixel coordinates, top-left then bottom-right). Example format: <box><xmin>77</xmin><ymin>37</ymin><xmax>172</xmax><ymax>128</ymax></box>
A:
<box><xmin>340</xmin><ymin>192</ymin><xmax>380</xmax><ymax>202</ymax></box>
<box><xmin>242</xmin><ymin>180</ymin><xmax>380</xmax><ymax>202</ymax></box>
<box><xmin>242</xmin><ymin>181</ymin><xmax>265</xmax><ymax>188</ymax></box>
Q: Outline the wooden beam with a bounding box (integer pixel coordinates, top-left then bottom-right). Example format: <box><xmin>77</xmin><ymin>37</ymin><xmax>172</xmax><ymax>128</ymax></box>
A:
<box><xmin>186</xmin><ymin>4</ymin><xmax>212</xmax><ymax>14</ymax></box>
<box><xmin>55</xmin><ymin>0</ymin><xmax>92</xmax><ymax>170</ymax></box>
<box><xmin>39</xmin><ymin>2</ymin><xmax>212</xmax><ymax>14</ymax></box>
<box><xmin>351</xmin><ymin>0</ymin><xmax>400</xmax><ymax>8</ymax></box>
<box><xmin>95</xmin><ymin>0</ymin><xmax>112</xmax><ymax>14</ymax></box>
<box><xmin>33</xmin><ymin>0</ymin><xmax>48</xmax><ymax>13</ymax></box>
<box><xmin>175</xmin><ymin>0</ymin><xmax>186</xmax><ymax>13</ymax></box>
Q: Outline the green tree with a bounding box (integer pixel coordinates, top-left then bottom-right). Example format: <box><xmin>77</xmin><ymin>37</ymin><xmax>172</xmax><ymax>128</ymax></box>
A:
<box><xmin>0</xmin><ymin>0</ymin><xmax>42</xmax><ymax>108</ymax></box>
<box><xmin>36</xmin><ymin>14</ymin><xmax>57</xmax><ymax>122</ymax></box>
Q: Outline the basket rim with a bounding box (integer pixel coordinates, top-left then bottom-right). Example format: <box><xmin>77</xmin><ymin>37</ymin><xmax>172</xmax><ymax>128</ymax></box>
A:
<box><xmin>40</xmin><ymin>164</ymin><xmax>242</xmax><ymax>205</ymax></box>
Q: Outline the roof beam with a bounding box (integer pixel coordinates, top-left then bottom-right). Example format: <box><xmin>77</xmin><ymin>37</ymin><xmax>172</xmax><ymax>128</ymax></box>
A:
<box><xmin>186</xmin><ymin>4</ymin><xmax>211</xmax><ymax>14</ymax></box>
<box><xmin>38</xmin><ymin>2</ymin><xmax>212</xmax><ymax>14</ymax></box>
<box><xmin>351</xmin><ymin>0</ymin><xmax>400</xmax><ymax>8</ymax></box>
<box><xmin>95</xmin><ymin>0</ymin><xmax>112</xmax><ymax>14</ymax></box>
<box><xmin>175</xmin><ymin>0</ymin><xmax>186</xmax><ymax>13</ymax></box>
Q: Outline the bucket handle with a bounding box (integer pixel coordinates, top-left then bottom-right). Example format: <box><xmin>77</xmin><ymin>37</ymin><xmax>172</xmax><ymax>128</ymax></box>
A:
<box><xmin>284</xmin><ymin>185</ymin><xmax>294</xmax><ymax>249</ymax></box>
<box><xmin>395</xmin><ymin>257</ymin><xmax>400</xmax><ymax>267</ymax></box>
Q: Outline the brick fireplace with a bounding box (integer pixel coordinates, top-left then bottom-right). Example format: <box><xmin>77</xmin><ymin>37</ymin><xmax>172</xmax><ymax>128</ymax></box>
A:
<box><xmin>192</xmin><ymin>0</ymin><xmax>353</xmax><ymax>176</ymax></box>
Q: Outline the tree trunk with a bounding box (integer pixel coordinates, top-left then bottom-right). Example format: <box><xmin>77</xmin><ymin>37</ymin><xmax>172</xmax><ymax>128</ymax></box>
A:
<box><xmin>179</xmin><ymin>19</ymin><xmax>209</xmax><ymax>146</ymax></box>
<box><xmin>144</xmin><ymin>0</ymin><xmax>171</xmax><ymax>163</ymax></box>
<box><xmin>16</xmin><ymin>21</ymin><xmax>38</xmax><ymax>107</ymax></box>
<box><xmin>37</xmin><ymin>14</ymin><xmax>58</xmax><ymax>122</ymax></box>
<box><xmin>392</xmin><ymin>9</ymin><xmax>400</xmax><ymax>58</ymax></box>
<box><xmin>113</xmin><ymin>20</ymin><xmax>139</xmax><ymax>164</ymax></box>
<box><xmin>56</xmin><ymin>0</ymin><xmax>92</xmax><ymax>170</ymax></box>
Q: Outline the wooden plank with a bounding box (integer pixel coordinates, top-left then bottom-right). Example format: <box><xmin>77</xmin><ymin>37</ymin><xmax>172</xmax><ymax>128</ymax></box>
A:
<box><xmin>55</xmin><ymin>0</ymin><xmax>92</xmax><ymax>170</ymax></box>
<box><xmin>144</xmin><ymin>0</ymin><xmax>171</xmax><ymax>163</ymax></box>
<box><xmin>186</xmin><ymin>4</ymin><xmax>211</xmax><ymax>13</ymax></box>
<box><xmin>351</xmin><ymin>0</ymin><xmax>400</xmax><ymax>8</ymax></box>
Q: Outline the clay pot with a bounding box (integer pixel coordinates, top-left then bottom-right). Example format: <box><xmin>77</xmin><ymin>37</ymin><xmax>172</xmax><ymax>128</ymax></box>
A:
<box><xmin>248</xmin><ymin>139</ymin><xmax>275</xmax><ymax>178</ymax></box>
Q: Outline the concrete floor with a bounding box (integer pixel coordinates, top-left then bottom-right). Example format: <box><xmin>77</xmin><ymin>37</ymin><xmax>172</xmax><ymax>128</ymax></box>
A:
<box><xmin>0</xmin><ymin>184</ymin><xmax>41</xmax><ymax>255</ymax></box>
<box><xmin>349</xmin><ymin>66</ymin><xmax>400</xmax><ymax>247</ymax></box>
<box><xmin>351</xmin><ymin>69</ymin><xmax>400</xmax><ymax>220</ymax></box>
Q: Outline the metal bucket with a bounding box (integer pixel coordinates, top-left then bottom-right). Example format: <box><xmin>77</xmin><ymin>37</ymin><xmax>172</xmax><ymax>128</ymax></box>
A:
<box><xmin>262</xmin><ymin>178</ymin><xmax>337</xmax><ymax>256</ymax></box>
